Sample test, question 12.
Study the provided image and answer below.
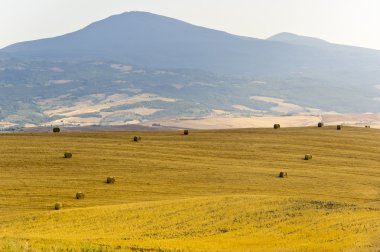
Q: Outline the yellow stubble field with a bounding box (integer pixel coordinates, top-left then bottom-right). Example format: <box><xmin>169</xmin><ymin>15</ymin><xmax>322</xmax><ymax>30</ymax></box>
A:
<box><xmin>0</xmin><ymin>126</ymin><xmax>379</xmax><ymax>251</ymax></box>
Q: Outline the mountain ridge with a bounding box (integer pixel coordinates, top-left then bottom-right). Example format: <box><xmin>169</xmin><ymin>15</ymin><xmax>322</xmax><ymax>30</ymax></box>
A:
<box><xmin>4</xmin><ymin>12</ymin><xmax>379</xmax><ymax>54</ymax></box>
<box><xmin>4</xmin><ymin>11</ymin><xmax>377</xmax><ymax>76</ymax></box>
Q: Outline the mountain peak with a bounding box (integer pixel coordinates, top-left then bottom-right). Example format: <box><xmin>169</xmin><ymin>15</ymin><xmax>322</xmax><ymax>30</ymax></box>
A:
<box><xmin>101</xmin><ymin>11</ymin><xmax>179</xmax><ymax>22</ymax></box>
<box><xmin>267</xmin><ymin>32</ymin><xmax>329</xmax><ymax>47</ymax></box>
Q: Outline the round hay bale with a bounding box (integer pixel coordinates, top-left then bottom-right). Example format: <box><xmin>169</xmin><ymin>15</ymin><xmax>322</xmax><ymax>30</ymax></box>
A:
<box><xmin>106</xmin><ymin>176</ymin><xmax>115</xmax><ymax>184</ymax></box>
<box><xmin>274</xmin><ymin>124</ymin><xmax>280</xmax><ymax>129</ymax></box>
<box><xmin>76</xmin><ymin>192</ymin><xmax>85</xmax><ymax>199</ymax></box>
<box><xmin>318</xmin><ymin>122</ymin><xmax>324</xmax><ymax>128</ymax></box>
<box><xmin>53</xmin><ymin>127</ymin><xmax>60</xmax><ymax>133</ymax></box>
<box><xmin>64</xmin><ymin>152</ymin><xmax>72</xmax><ymax>158</ymax></box>
<box><xmin>184</xmin><ymin>129</ymin><xmax>189</xmax><ymax>135</ymax></box>
<box><xmin>337</xmin><ymin>125</ymin><xmax>342</xmax><ymax>130</ymax></box>
<box><xmin>365</xmin><ymin>125</ymin><xmax>370</xmax><ymax>128</ymax></box>
<box><xmin>304</xmin><ymin>154</ymin><xmax>313</xmax><ymax>160</ymax></box>
<box><xmin>54</xmin><ymin>202</ymin><xmax>63</xmax><ymax>210</ymax></box>
<box><xmin>279</xmin><ymin>171</ymin><xmax>287</xmax><ymax>178</ymax></box>
<box><xmin>133</xmin><ymin>136</ymin><xmax>141</xmax><ymax>142</ymax></box>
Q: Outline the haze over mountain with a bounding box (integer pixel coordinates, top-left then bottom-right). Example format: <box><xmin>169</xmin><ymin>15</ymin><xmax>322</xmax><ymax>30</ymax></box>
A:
<box><xmin>1</xmin><ymin>11</ymin><xmax>380</xmax><ymax>128</ymax></box>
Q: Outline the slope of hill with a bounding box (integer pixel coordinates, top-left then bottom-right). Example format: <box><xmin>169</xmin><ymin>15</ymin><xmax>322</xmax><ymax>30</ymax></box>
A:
<box><xmin>0</xmin><ymin>127</ymin><xmax>379</xmax><ymax>251</ymax></box>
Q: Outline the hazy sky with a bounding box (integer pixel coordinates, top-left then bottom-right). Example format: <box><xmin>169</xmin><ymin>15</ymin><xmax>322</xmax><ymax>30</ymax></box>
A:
<box><xmin>1</xmin><ymin>0</ymin><xmax>380</xmax><ymax>50</ymax></box>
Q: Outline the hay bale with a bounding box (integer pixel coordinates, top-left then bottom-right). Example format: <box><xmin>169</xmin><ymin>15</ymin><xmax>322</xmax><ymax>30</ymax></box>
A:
<box><xmin>54</xmin><ymin>202</ymin><xmax>63</xmax><ymax>210</ymax></box>
<box><xmin>76</xmin><ymin>192</ymin><xmax>85</xmax><ymax>199</ymax></box>
<box><xmin>184</xmin><ymin>129</ymin><xmax>189</xmax><ymax>135</ymax></box>
<box><xmin>365</xmin><ymin>125</ymin><xmax>371</xmax><ymax>128</ymax></box>
<box><xmin>64</xmin><ymin>152</ymin><xmax>72</xmax><ymax>158</ymax></box>
<box><xmin>53</xmin><ymin>127</ymin><xmax>60</xmax><ymax>133</ymax></box>
<box><xmin>304</xmin><ymin>154</ymin><xmax>313</xmax><ymax>160</ymax></box>
<box><xmin>274</xmin><ymin>124</ymin><xmax>280</xmax><ymax>129</ymax></box>
<box><xmin>279</xmin><ymin>171</ymin><xmax>287</xmax><ymax>178</ymax></box>
<box><xmin>337</xmin><ymin>125</ymin><xmax>342</xmax><ymax>130</ymax></box>
<box><xmin>318</xmin><ymin>122</ymin><xmax>324</xmax><ymax>127</ymax></box>
<box><xmin>106</xmin><ymin>176</ymin><xmax>115</xmax><ymax>184</ymax></box>
<box><xmin>133</xmin><ymin>136</ymin><xmax>141</xmax><ymax>142</ymax></box>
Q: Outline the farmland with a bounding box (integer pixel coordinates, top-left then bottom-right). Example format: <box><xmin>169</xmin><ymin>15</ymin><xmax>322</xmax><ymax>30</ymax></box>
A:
<box><xmin>0</xmin><ymin>126</ymin><xmax>379</xmax><ymax>251</ymax></box>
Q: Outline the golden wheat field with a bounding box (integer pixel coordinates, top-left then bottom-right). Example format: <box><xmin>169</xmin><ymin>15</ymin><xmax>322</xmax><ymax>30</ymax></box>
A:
<box><xmin>0</xmin><ymin>126</ymin><xmax>379</xmax><ymax>251</ymax></box>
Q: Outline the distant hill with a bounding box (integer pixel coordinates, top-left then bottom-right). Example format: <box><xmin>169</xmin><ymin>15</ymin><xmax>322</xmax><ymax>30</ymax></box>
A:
<box><xmin>1</xmin><ymin>11</ymin><xmax>380</xmax><ymax>127</ymax></box>
<box><xmin>267</xmin><ymin>32</ymin><xmax>330</xmax><ymax>47</ymax></box>
<box><xmin>4</xmin><ymin>11</ymin><xmax>380</xmax><ymax>76</ymax></box>
<box><xmin>1</xmin><ymin>12</ymin><xmax>305</xmax><ymax>75</ymax></box>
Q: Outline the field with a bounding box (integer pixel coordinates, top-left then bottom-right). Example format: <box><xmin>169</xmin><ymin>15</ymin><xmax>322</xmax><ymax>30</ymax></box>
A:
<box><xmin>0</xmin><ymin>126</ymin><xmax>379</xmax><ymax>251</ymax></box>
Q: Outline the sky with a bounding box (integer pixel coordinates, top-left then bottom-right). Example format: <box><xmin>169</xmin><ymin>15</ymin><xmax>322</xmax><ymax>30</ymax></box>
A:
<box><xmin>1</xmin><ymin>0</ymin><xmax>380</xmax><ymax>50</ymax></box>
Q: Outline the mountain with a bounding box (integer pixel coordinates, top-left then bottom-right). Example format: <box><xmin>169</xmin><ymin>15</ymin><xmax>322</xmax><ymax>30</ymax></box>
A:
<box><xmin>5</xmin><ymin>12</ymin><xmax>380</xmax><ymax>76</ymax></box>
<box><xmin>1</xmin><ymin>12</ymin><xmax>309</xmax><ymax>75</ymax></box>
<box><xmin>1</xmin><ymin>11</ymin><xmax>380</xmax><ymax>128</ymax></box>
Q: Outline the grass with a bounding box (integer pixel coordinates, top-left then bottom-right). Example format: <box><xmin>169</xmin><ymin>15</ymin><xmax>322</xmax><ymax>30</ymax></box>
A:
<box><xmin>0</xmin><ymin>126</ymin><xmax>379</xmax><ymax>251</ymax></box>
